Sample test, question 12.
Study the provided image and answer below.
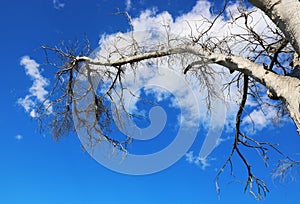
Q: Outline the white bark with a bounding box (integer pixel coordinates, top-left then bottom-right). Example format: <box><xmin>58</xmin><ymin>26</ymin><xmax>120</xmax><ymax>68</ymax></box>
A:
<box><xmin>249</xmin><ymin>0</ymin><xmax>300</xmax><ymax>55</ymax></box>
<box><xmin>78</xmin><ymin>45</ymin><xmax>300</xmax><ymax>133</ymax></box>
<box><xmin>208</xmin><ymin>53</ymin><xmax>300</xmax><ymax>134</ymax></box>
<box><xmin>248</xmin><ymin>0</ymin><xmax>300</xmax><ymax>132</ymax></box>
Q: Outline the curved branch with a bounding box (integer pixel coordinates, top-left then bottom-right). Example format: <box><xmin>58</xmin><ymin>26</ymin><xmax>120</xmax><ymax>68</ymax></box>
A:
<box><xmin>74</xmin><ymin>45</ymin><xmax>300</xmax><ymax>133</ymax></box>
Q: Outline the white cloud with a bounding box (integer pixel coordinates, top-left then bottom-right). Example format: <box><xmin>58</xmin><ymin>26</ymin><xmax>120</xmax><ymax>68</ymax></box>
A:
<box><xmin>215</xmin><ymin>135</ymin><xmax>233</xmax><ymax>147</ymax></box>
<box><xmin>185</xmin><ymin>135</ymin><xmax>232</xmax><ymax>170</ymax></box>
<box><xmin>15</xmin><ymin>134</ymin><xmax>23</xmax><ymax>140</ymax></box>
<box><xmin>185</xmin><ymin>151</ymin><xmax>195</xmax><ymax>163</ymax></box>
<box><xmin>18</xmin><ymin>95</ymin><xmax>35</xmax><ymax>112</ymax></box>
<box><xmin>53</xmin><ymin>0</ymin><xmax>65</xmax><ymax>10</ymax></box>
<box><xmin>18</xmin><ymin>56</ymin><xmax>52</xmax><ymax>117</ymax></box>
<box><xmin>242</xmin><ymin>106</ymin><xmax>279</xmax><ymax>133</ymax></box>
<box><xmin>185</xmin><ymin>151</ymin><xmax>216</xmax><ymax>170</ymax></box>
<box><xmin>125</xmin><ymin>0</ymin><xmax>132</xmax><ymax>11</ymax></box>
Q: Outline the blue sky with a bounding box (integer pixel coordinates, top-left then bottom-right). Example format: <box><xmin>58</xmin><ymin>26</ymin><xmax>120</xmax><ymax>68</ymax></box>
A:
<box><xmin>1</xmin><ymin>0</ymin><xmax>300</xmax><ymax>203</ymax></box>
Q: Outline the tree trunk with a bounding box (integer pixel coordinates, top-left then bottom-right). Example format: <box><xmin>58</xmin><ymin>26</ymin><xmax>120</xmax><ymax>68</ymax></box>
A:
<box><xmin>207</xmin><ymin>53</ymin><xmax>300</xmax><ymax>133</ymax></box>
<box><xmin>249</xmin><ymin>0</ymin><xmax>300</xmax><ymax>55</ymax></box>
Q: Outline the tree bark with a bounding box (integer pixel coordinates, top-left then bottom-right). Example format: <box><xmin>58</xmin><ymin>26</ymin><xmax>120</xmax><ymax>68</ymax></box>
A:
<box><xmin>249</xmin><ymin>0</ymin><xmax>300</xmax><ymax>56</ymax></box>
<box><xmin>209</xmin><ymin>53</ymin><xmax>300</xmax><ymax>134</ymax></box>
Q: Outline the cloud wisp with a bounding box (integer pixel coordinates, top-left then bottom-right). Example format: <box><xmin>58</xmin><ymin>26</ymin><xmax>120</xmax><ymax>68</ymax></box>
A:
<box><xmin>18</xmin><ymin>56</ymin><xmax>52</xmax><ymax>117</ymax></box>
<box><xmin>15</xmin><ymin>134</ymin><xmax>23</xmax><ymax>141</ymax></box>
<box><xmin>185</xmin><ymin>151</ymin><xmax>216</xmax><ymax>170</ymax></box>
<box><xmin>125</xmin><ymin>0</ymin><xmax>132</xmax><ymax>11</ymax></box>
<box><xmin>53</xmin><ymin>0</ymin><xmax>65</xmax><ymax>10</ymax></box>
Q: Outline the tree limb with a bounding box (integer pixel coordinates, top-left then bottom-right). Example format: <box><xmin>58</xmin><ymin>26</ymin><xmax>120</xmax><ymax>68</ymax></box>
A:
<box><xmin>72</xmin><ymin>45</ymin><xmax>300</xmax><ymax>133</ymax></box>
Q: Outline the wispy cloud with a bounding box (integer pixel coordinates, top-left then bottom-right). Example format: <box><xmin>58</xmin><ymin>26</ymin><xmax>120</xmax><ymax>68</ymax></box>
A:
<box><xmin>125</xmin><ymin>0</ymin><xmax>132</xmax><ymax>11</ymax></box>
<box><xmin>15</xmin><ymin>134</ymin><xmax>23</xmax><ymax>140</ymax></box>
<box><xmin>185</xmin><ymin>135</ymin><xmax>232</xmax><ymax>169</ymax></box>
<box><xmin>185</xmin><ymin>151</ymin><xmax>216</xmax><ymax>170</ymax></box>
<box><xmin>185</xmin><ymin>151</ymin><xmax>195</xmax><ymax>164</ymax></box>
<box><xmin>242</xmin><ymin>106</ymin><xmax>280</xmax><ymax>134</ymax></box>
<box><xmin>53</xmin><ymin>0</ymin><xmax>65</xmax><ymax>10</ymax></box>
<box><xmin>18</xmin><ymin>56</ymin><xmax>52</xmax><ymax>117</ymax></box>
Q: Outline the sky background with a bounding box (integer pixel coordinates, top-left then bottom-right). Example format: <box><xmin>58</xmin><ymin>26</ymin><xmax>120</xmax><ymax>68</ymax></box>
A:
<box><xmin>1</xmin><ymin>0</ymin><xmax>300</xmax><ymax>203</ymax></box>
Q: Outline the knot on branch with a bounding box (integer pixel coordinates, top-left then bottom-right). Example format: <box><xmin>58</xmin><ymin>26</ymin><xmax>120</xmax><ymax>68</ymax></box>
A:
<box><xmin>267</xmin><ymin>89</ymin><xmax>280</xmax><ymax>100</ymax></box>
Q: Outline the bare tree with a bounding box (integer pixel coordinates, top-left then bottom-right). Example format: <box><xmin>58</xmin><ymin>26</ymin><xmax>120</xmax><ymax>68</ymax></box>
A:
<box><xmin>29</xmin><ymin>0</ymin><xmax>300</xmax><ymax>200</ymax></box>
